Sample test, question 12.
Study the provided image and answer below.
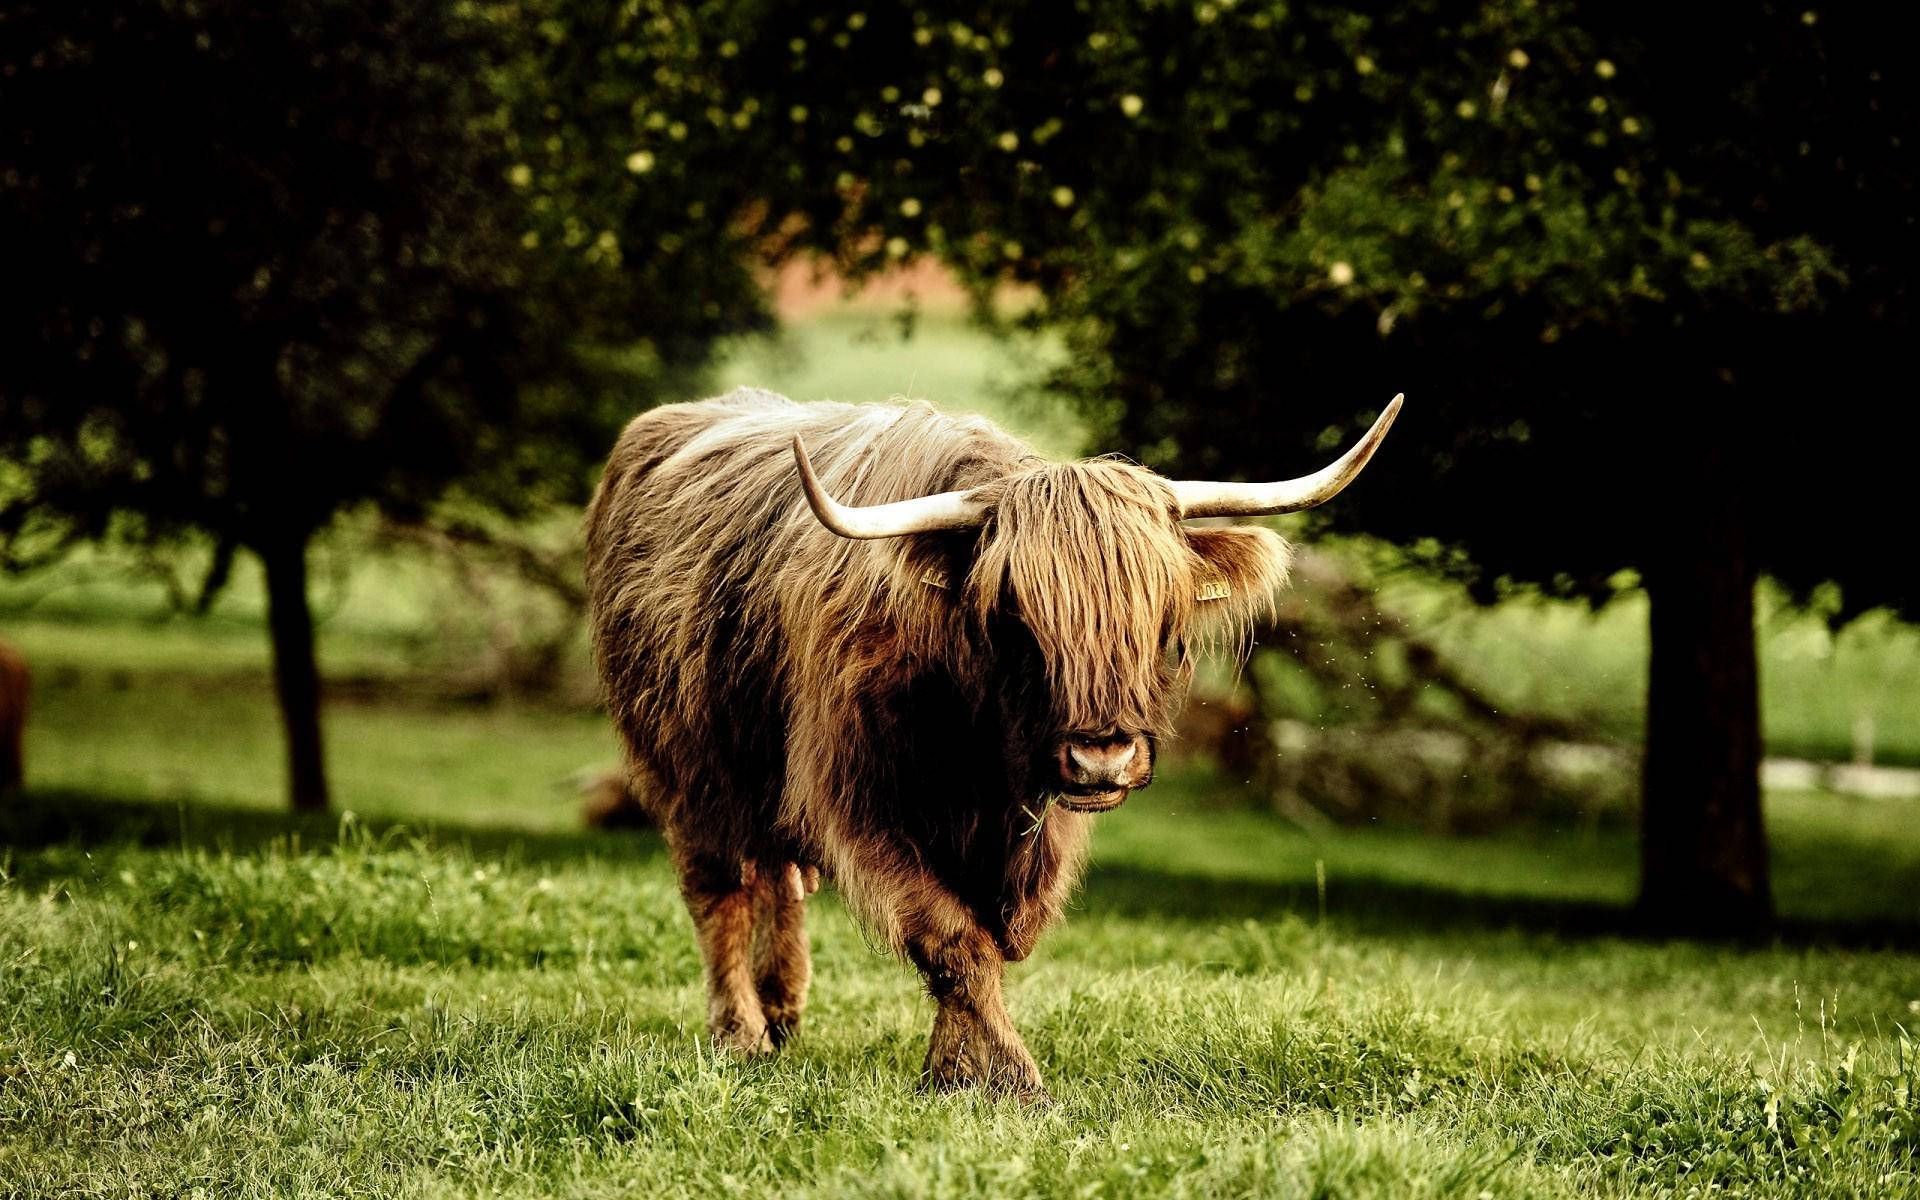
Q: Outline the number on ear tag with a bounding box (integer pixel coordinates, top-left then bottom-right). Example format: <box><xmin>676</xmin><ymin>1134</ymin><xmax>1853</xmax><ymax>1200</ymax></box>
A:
<box><xmin>1195</xmin><ymin>579</ymin><xmax>1231</xmax><ymax>602</ymax></box>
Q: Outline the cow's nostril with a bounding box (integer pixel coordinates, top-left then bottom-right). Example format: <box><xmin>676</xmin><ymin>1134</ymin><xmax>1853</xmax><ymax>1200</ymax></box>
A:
<box><xmin>1066</xmin><ymin>740</ymin><xmax>1139</xmax><ymax>778</ymax></box>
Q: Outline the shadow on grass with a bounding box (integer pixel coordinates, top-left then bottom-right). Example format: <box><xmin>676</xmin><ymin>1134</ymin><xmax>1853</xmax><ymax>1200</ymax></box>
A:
<box><xmin>1081</xmin><ymin>862</ymin><xmax>1920</xmax><ymax>952</ymax></box>
<box><xmin>0</xmin><ymin>786</ymin><xmax>667</xmax><ymax>877</ymax></box>
<box><xmin>7</xmin><ymin>788</ymin><xmax>1917</xmax><ymax>952</ymax></box>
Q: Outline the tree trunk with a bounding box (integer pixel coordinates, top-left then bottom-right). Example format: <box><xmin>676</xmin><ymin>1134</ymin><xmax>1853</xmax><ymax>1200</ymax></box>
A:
<box><xmin>259</xmin><ymin>533</ymin><xmax>330</xmax><ymax>812</ymax></box>
<box><xmin>1637</xmin><ymin>447</ymin><xmax>1770</xmax><ymax>934</ymax></box>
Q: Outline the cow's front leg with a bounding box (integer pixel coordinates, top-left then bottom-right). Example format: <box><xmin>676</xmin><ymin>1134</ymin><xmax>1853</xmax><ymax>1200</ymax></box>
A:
<box><xmin>675</xmin><ymin>850</ymin><xmax>771</xmax><ymax>1054</ymax></box>
<box><xmin>908</xmin><ymin>925</ymin><xmax>1047</xmax><ymax>1102</ymax></box>
<box><xmin>822</xmin><ymin>818</ymin><xmax>1052</xmax><ymax>1100</ymax></box>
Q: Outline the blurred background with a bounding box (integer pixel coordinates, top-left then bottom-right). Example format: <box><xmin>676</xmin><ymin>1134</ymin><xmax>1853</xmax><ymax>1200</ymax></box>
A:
<box><xmin>2</xmin><ymin>0</ymin><xmax>1916</xmax><ymax>941</ymax></box>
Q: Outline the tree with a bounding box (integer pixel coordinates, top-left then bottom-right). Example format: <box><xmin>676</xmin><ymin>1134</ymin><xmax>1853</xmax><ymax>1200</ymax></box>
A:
<box><xmin>761</xmin><ymin>0</ymin><xmax>1913</xmax><ymax>931</ymax></box>
<box><xmin>520</xmin><ymin>0</ymin><xmax>1912</xmax><ymax>929</ymax></box>
<box><xmin>0</xmin><ymin>0</ymin><xmax>775</xmax><ymax>810</ymax></box>
<box><xmin>447</xmin><ymin>2</ymin><xmax>1917</xmax><ymax>929</ymax></box>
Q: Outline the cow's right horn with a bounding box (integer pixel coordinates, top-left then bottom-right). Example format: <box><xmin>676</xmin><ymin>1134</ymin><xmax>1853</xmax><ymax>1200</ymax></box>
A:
<box><xmin>1166</xmin><ymin>394</ymin><xmax>1403</xmax><ymax>519</ymax></box>
<box><xmin>792</xmin><ymin>437</ymin><xmax>989</xmax><ymax>539</ymax></box>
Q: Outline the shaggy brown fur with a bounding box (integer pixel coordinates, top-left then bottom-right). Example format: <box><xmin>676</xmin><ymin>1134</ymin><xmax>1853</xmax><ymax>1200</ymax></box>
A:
<box><xmin>585</xmin><ymin>389</ymin><xmax>1291</xmax><ymax>1099</ymax></box>
<box><xmin>0</xmin><ymin>639</ymin><xmax>26</xmax><ymax>793</ymax></box>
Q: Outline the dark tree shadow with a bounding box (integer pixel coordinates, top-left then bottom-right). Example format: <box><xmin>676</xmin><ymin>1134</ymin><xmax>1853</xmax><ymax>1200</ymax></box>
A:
<box><xmin>0</xmin><ymin>786</ymin><xmax>667</xmax><ymax>885</ymax></box>
<box><xmin>1079</xmin><ymin>862</ymin><xmax>1920</xmax><ymax>952</ymax></box>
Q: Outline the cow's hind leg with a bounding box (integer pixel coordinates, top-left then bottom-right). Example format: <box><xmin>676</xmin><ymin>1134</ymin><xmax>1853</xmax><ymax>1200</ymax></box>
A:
<box><xmin>909</xmin><ymin>926</ymin><xmax>1047</xmax><ymax>1102</ymax></box>
<box><xmin>752</xmin><ymin>862</ymin><xmax>816</xmax><ymax>1047</ymax></box>
<box><xmin>674</xmin><ymin>848</ymin><xmax>771</xmax><ymax>1054</ymax></box>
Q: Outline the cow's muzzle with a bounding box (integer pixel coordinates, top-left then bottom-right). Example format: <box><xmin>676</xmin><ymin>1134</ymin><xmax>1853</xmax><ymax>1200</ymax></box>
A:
<box><xmin>1052</xmin><ymin>731</ymin><xmax>1152</xmax><ymax>812</ymax></box>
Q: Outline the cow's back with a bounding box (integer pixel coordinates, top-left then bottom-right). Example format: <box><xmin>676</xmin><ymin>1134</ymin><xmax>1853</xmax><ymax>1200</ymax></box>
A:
<box><xmin>587</xmin><ymin>390</ymin><xmax>791</xmax><ymax>849</ymax></box>
<box><xmin>584</xmin><ymin>389</ymin><xmax>1028</xmax><ymax>856</ymax></box>
<box><xmin>0</xmin><ymin>639</ymin><xmax>26</xmax><ymax>792</ymax></box>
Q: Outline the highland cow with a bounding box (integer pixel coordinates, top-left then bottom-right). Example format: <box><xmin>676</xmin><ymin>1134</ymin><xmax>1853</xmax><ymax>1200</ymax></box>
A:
<box><xmin>585</xmin><ymin>387</ymin><xmax>1399</xmax><ymax>1099</ymax></box>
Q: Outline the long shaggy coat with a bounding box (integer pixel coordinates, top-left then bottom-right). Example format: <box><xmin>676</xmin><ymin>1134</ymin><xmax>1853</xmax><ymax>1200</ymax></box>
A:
<box><xmin>586</xmin><ymin>388</ymin><xmax>1290</xmax><ymax>1096</ymax></box>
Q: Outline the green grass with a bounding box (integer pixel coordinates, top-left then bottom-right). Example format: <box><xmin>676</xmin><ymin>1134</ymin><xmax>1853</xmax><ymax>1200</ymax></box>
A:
<box><xmin>1385</xmin><ymin>579</ymin><xmax>1920</xmax><ymax>767</ymax></box>
<box><xmin>3</xmin><ymin>772</ymin><xmax>1917</xmax><ymax>1197</ymax></box>
<box><xmin>9</xmin><ymin>618</ymin><xmax>613</xmax><ymax>831</ymax></box>
<box><xmin>712</xmin><ymin>308</ymin><xmax>1083</xmax><ymax>457</ymax></box>
<box><xmin>4</xmin><ymin>606</ymin><xmax>1920</xmax><ymax>1196</ymax></box>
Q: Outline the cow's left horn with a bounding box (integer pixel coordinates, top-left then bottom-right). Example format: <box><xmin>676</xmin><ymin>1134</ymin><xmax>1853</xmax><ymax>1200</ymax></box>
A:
<box><xmin>791</xmin><ymin>436</ymin><xmax>989</xmax><ymax>538</ymax></box>
<box><xmin>1168</xmin><ymin>394</ymin><xmax>1403</xmax><ymax>519</ymax></box>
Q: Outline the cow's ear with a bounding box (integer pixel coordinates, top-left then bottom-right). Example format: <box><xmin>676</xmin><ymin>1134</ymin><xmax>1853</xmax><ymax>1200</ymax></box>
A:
<box><xmin>1185</xmin><ymin>526</ymin><xmax>1292</xmax><ymax>631</ymax></box>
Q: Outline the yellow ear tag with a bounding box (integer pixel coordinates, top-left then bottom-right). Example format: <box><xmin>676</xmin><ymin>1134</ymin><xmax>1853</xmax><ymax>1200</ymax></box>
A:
<box><xmin>921</xmin><ymin>566</ymin><xmax>1218</xmax><ymax>597</ymax></box>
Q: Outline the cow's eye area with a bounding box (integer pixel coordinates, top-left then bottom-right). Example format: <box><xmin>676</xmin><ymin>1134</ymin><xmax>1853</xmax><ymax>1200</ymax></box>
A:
<box><xmin>1161</xmin><ymin>624</ymin><xmax>1186</xmax><ymax>669</ymax></box>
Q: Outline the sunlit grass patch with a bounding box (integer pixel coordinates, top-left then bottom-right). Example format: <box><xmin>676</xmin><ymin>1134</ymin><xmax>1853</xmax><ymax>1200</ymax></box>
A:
<box><xmin>3</xmin><ymin>781</ymin><xmax>1916</xmax><ymax>1197</ymax></box>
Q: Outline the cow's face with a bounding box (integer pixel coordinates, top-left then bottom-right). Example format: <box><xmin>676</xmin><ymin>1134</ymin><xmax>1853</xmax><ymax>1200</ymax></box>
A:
<box><xmin>961</xmin><ymin>461</ymin><xmax>1291</xmax><ymax>811</ymax></box>
<box><xmin>788</xmin><ymin>395</ymin><xmax>1400</xmax><ymax>812</ymax></box>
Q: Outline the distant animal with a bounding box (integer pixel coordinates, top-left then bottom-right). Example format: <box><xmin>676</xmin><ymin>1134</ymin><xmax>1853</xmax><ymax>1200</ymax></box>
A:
<box><xmin>577</xmin><ymin>765</ymin><xmax>656</xmax><ymax>830</ymax></box>
<box><xmin>0</xmin><ymin>639</ymin><xmax>27</xmax><ymax>793</ymax></box>
<box><xmin>585</xmin><ymin>387</ymin><xmax>1399</xmax><ymax>1099</ymax></box>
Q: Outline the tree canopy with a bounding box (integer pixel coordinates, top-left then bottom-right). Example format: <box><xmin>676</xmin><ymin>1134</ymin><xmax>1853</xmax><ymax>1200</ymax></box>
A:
<box><xmin>5</xmin><ymin>0</ymin><xmax>1913</xmax><ymax>910</ymax></box>
<box><xmin>542</xmin><ymin>0</ymin><xmax>1913</xmax><ymax>928</ymax></box>
<box><xmin>0</xmin><ymin>0</ymin><xmax>807</xmax><ymax>808</ymax></box>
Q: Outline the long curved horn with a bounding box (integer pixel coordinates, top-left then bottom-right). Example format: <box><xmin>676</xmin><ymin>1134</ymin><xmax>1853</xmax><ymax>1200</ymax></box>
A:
<box><xmin>791</xmin><ymin>436</ymin><xmax>989</xmax><ymax>539</ymax></box>
<box><xmin>1168</xmin><ymin>394</ymin><xmax>1403</xmax><ymax>519</ymax></box>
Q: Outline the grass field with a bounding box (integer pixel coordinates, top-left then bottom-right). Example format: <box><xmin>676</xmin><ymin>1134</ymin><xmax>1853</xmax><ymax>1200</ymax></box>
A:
<box><xmin>3</xmin><ymin>310</ymin><xmax>1919</xmax><ymax>1195</ymax></box>
<box><xmin>4</xmin><ymin>760</ymin><xmax>1918</xmax><ymax>1196</ymax></box>
<box><xmin>5</xmin><ymin>580</ymin><xmax>1920</xmax><ymax>1196</ymax></box>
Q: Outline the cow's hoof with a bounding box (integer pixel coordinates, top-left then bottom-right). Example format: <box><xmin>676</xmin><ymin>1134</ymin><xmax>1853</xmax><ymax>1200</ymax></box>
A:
<box><xmin>713</xmin><ymin>1019</ymin><xmax>774</xmax><ymax>1056</ymax></box>
<box><xmin>757</xmin><ymin>981</ymin><xmax>805</xmax><ymax>1050</ymax></box>
<box><xmin>920</xmin><ymin>1074</ymin><xmax>1052</xmax><ymax>1105</ymax></box>
<box><xmin>982</xmin><ymin>1064</ymin><xmax>1049</xmax><ymax>1104</ymax></box>
<box><xmin>919</xmin><ymin>1048</ymin><xmax>980</xmax><ymax>1094</ymax></box>
<box><xmin>919</xmin><ymin>1067</ymin><xmax>971</xmax><ymax>1094</ymax></box>
<box><xmin>764</xmin><ymin>1013</ymin><xmax>801</xmax><ymax>1049</ymax></box>
<box><xmin>921</xmin><ymin>1052</ymin><xmax>1048</xmax><ymax>1103</ymax></box>
<box><xmin>976</xmin><ymin>1068</ymin><xmax>1052</xmax><ymax>1106</ymax></box>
